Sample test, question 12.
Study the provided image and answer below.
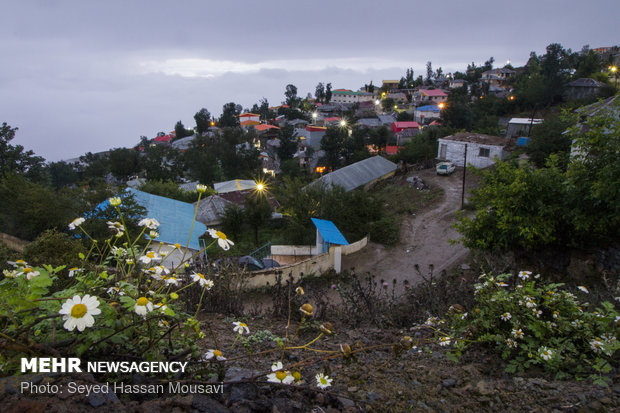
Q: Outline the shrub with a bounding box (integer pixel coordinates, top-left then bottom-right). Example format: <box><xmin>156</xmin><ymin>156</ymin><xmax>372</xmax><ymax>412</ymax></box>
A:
<box><xmin>436</xmin><ymin>272</ymin><xmax>619</xmax><ymax>385</ymax></box>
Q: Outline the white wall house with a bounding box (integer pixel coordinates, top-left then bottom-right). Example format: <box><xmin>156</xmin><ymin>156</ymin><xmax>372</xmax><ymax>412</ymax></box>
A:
<box><xmin>330</xmin><ymin>89</ymin><xmax>375</xmax><ymax>104</ymax></box>
<box><xmin>437</xmin><ymin>133</ymin><xmax>511</xmax><ymax>168</ymax></box>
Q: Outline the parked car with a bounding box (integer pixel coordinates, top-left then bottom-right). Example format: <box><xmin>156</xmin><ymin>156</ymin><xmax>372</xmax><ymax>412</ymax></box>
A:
<box><xmin>436</xmin><ymin>161</ymin><xmax>456</xmax><ymax>175</ymax></box>
<box><xmin>213</xmin><ymin>256</ymin><xmax>280</xmax><ymax>272</ymax></box>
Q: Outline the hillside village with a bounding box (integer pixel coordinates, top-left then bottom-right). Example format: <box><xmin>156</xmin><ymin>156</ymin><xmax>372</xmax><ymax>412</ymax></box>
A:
<box><xmin>1</xmin><ymin>43</ymin><xmax>620</xmax><ymax>411</ymax></box>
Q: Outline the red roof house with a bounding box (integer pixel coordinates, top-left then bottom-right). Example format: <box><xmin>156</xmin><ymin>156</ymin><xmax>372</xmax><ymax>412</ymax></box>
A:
<box><xmin>391</xmin><ymin>121</ymin><xmax>420</xmax><ymax>134</ymax></box>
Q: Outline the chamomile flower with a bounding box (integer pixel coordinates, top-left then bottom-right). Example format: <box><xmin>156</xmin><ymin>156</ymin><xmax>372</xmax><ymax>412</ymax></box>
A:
<box><xmin>496</xmin><ymin>282</ymin><xmax>509</xmax><ymax>287</ymax></box>
<box><xmin>138</xmin><ymin>218</ymin><xmax>160</xmax><ymax>229</ymax></box>
<box><xmin>149</xmin><ymin>231</ymin><xmax>159</xmax><ymax>239</ymax></box>
<box><xmin>59</xmin><ymin>295</ymin><xmax>101</xmax><ymax>332</ymax></box>
<box><xmin>315</xmin><ymin>373</ymin><xmax>333</xmax><ymax>389</ymax></box>
<box><xmin>139</xmin><ymin>251</ymin><xmax>162</xmax><ymax>265</ymax></box>
<box><xmin>506</xmin><ymin>338</ymin><xmax>518</xmax><ymax>348</ymax></box>
<box><xmin>162</xmin><ymin>275</ymin><xmax>180</xmax><ymax>286</ymax></box>
<box><xmin>295</xmin><ymin>286</ymin><xmax>305</xmax><ymax>295</ymax></box>
<box><xmin>512</xmin><ymin>328</ymin><xmax>524</xmax><ymax>339</ymax></box>
<box><xmin>267</xmin><ymin>367</ymin><xmax>295</xmax><ymax>385</ymax></box>
<box><xmin>204</xmin><ymin>349</ymin><xmax>226</xmax><ymax>361</ymax></box>
<box><xmin>300</xmin><ymin>303</ymin><xmax>313</xmax><ymax>316</ymax></box>
<box><xmin>577</xmin><ymin>286</ymin><xmax>589</xmax><ymax>294</ymax></box>
<box><xmin>538</xmin><ymin>346</ymin><xmax>553</xmax><ymax>361</ymax></box>
<box><xmin>518</xmin><ymin>271</ymin><xmax>531</xmax><ymax>280</ymax></box>
<box><xmin>154</xmin><ymin>302</ymin><xmax>168</xmax><ymax>312</ymax></box>
<box><xmin>68</xmin><ymin>267</ymin><xmax>82</xmax><ymax>277</ymax></box>
<box><xmin>107</xmin><ymin>221</ymin><xmax>125</xmax><ymax>233</ymax></box>
<box><xmin>207</xmin><ymin>229</ymin><xmax>234</xmax><ymax>251</ymax></box>
<box><xmin>233</xmin><ymin>321</ymin><xmax>250</xmax><ymax>335</ymax></box>
<box><xmin>134</xmin><ymin>297</ymin><xmax>154</xmax><ymax>316</ymax></box>
<box><xmin>196</xmin><ymin>184</ymin><xmax>208</xmax><ymax>193</ymax></box>
<box><xmin>500</xmin><ymin>312</ymin><xmax>512</xmax><ymax>321</ymax></box>
<box><xmin>19</xmin><ymin>267</ymin><xmax>40</xmax><ymax>280</ymax></box>
<box><xmin>8</xmin><ymin>259</ymin><xmax>28</xmax><ymax>268</ymax></box>
<box><xmin>438</xmin><ymin>336</ymin><xmax>451</xmax><ymax>346</ymax></box>
<box><xmin>68</xmin><ymin>217</ymin><xmax>85</xmax><ymax>230</ymax></box>
<box><xmin>190</xmin><ymin>272</ymin><xmax>214</xmax><ymax>289</ymax></box>
<box><xmin>106</xmin><ymin>285</ymin><xmax>124</xmax><ymax>296</ymax></box>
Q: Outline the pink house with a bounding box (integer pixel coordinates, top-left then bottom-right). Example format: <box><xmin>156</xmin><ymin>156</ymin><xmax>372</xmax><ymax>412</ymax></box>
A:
<box><xmin>420</xmin><ymin>89</ymin><xmax>448</xmax><ymax>104</ymax></box>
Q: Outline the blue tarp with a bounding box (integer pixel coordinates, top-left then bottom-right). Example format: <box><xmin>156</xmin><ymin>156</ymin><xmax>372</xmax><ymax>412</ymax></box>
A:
<box><xmin>311</xmin><ymin>218</ymin><xmax>349</xmax><ymax>246</ymax></box>
<box><xmin>517</xmin><ymin>137</ymin><xmax>530</xmax><ymax>146</ymax></box>
<box><xmin>89</xmin><ymin>188</ymin><xmax>207</xmax><ymax>250</ymax></box>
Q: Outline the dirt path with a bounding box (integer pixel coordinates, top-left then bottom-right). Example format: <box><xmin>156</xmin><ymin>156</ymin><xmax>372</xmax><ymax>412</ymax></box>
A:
<box><xmin>342</xmin><ymin>167</ymin><xmax>474</xmax><ymax>291</ymax></box>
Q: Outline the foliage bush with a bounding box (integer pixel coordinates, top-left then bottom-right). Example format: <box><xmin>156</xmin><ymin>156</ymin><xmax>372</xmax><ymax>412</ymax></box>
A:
<box><xmin>436</xmin><ymin>272</ymin><xmax>619</xmax><ymax>384</ymax></box>
<box><xmin>22</xmin><ymin>229</ymin><xmax>86</xmax><ymax>270</ymax></box>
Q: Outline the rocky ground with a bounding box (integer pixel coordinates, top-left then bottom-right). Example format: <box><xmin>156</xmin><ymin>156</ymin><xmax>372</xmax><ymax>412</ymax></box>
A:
<box><xmin>3</xmin><ymin>314</ymin><xmax>619</xmax><ymax>412</ymax></box>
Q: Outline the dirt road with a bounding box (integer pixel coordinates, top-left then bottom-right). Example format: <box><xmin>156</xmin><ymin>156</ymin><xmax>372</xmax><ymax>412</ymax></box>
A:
<box><xmin>342</xmin><ymin>167</ymin><xmax>474</xmax><ymax>291</ymax></box>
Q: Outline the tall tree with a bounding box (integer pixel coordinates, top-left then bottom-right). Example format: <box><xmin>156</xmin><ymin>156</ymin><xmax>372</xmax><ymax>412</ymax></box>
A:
<box><xmin>284</xmin><ymin>84</ymin><xmax>299</xmax><ymax>107</ymax></box>
<box><xmin>315</xmin><ymin>82</ymin><xmax>325</xmax><ymax>103</ymax></box>
<box><xmin>0</xmin><ymin>123</ymin><xmax>46</xmax><ymax>181</ymax></box>
<box><xmin>194</xmin><ymin>108</ymin><xmax>211</xmax><ymax>135</ymax></box>
<box><xmin>219</xmin><ymin>103</ymin><xmax>241</xmax><ymax>127</ymax></box>
<box><xmin>425</xmin><ymin>61</ymin><xmax>433</xmax><ymax>85</ymax></box>
<box><xmin>325</xmin><ymin>83</ymin><xmax>332</xmax><ymax>104</ymax></box>
<box><xmin>108</xmin><ymin>148</ymin><xmax>142</xmax><ymax>181</ymax></box>
<box><xmin>175</xmin><ymin>120</ymin><xmax>191</xmax><ymax>139</ymax></box>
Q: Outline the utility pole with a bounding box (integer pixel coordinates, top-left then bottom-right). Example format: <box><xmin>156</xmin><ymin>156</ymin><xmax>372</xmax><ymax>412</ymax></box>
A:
<box><xmin>461</xmin><ymin>143</ymin><xmax>468</xmax><ymax>209</ymax></box>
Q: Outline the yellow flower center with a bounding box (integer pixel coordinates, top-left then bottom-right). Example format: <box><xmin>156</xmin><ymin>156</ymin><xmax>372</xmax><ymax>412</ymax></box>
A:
<box><xmin>215</xmin><ymin>231</ymin><xmax>227</xmax><ymax>240</ymax></box>
<box><xmin>275</xmin><ymin>371</ymin><xmax>287</xmax><ymax>381</ymax></box>
<box><xmin>292</xmin><ymin>371</ymin><xmax>301</xmax><ymax>381</ymax></box>
<box><xmin>17</xmin><ymin>260</ymin><xmax>26</xmax><ymax>265</ymax></box>
<box><xmin>137</xmin><ymin>297</ymin><xmax>148</xmax><ymax>306</ymax></box>
<box><xmin>197</xmin><ymin>273</ymin><xmax>205</xmax><ymax>279</ymax></box>
<box><xmin>213</xmin><ymin>350</ymin><xmax>222</xmax><ymax>358</ymax></box>
<box><xmin>23</xmin><ymin>268</ymin><xmax>33</xmax><ymax>273</ymax></box>
<box><xmin>147</xmin><ymin>252</ymin><xmax>155</xmax><ymax>258</ymax></box>
<box><xmin>174</xmin><ymin>243</ymin><xmax>181</xmax><ymax>249</ymax></box>
<box><xmin>320</xmin><ymin>377</ymin><xmax>328</xmax><ymax>385</ymax></box>
<box><xmin>71</xmin><ymin>303</ymin><xmax>88</xmax><ymax>318</ymax></box>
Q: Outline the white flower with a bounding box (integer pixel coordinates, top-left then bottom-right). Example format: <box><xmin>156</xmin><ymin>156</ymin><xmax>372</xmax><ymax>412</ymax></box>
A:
<box><xmin>135</xmin><ymin>297</ymin><xmax>154</xmax><ymax>316</ymax></box>
<box><xmin>207</xmin><ymin>229</ymin><xmax>234</xmax><ymax>251</ymax></box>
<box><xmin>145</xmin><ymin>265</ymin><xmax>169</xmax><ymax>280</ymax></box>
<box><xmin>533</xmin><ymin>309</ymin><xmax>543</xmax><ymax>318</ymax></box>
<box><xmin>138</xmin><ymin>218</ymin><xmax>160</xmax><ymax>229</ymax></box>
<box><xmin>68</xmin><ymin>217</ymin><xmax>85</xmax><ymax>230</ymax></box>
<box><xmin>577</xmin><ymin>286</ymin><xmax>589</xmax><ymax>294</ymax></box>
<box><xmin>106</xmin><ymin>286</ymin><xmax>124</xmax><ymax>296</ymax></box>
<box><xmin>315</xmin><ymin>373</ymin><xmax>332</xmax><ymax>389</ymax></box>
<box><xmin>196</xmin><ymin>184</ymin><xmax>208</xmax><ymax>194</ymax></box>
<box><xmin>601</xmin><ymin>333</ymin><xmax>616</xmax><ymax>343</ymax></box>
<box><xmin>496</xmin><ymin>282</ymin><xmax>508</xmax><ymax>287</ymax></box>
<box><xmin>154</xmin><ymin>302</ymin><xmax>168</xmax><ymax>312</ymax></box>
<box><xmin>500</xmin><ymin>312</ymin><xmax>512</xmax><ymax>321</ymax></box>
<box><xmin>191</xmin><ymin>272</ymin><xmax>214</xmax><ymax>289</ymax></box>
<box><xmin>295</xmin><ymin>286</ymin><xmax>305</xmax><ymax>295</ymax></box>
<box><xmin>538</xmin><ymin>346</ymin><xmax>553</xmax><ymax>361</ymax></box>
<box><xmin>204</xmin><ymin>349</ymin><xmax>226</xmax><ymax>361</ymax></box>
<box><xmin>107</xmin><ymin>221</ymin><xmax>125</xmax><ymax>234</ymax></box>
<box><xmin>438</xmin><ymin>336</ymin><xmax>451</xmax><ymax>346</ymax></box>
<box><xmin>149</xmin><ymin>230</ymin><xmax>159</xmax><ymax>239</ymax></box>
<box><xmin>512</xmin><ymin>329</ymin><xmax>524</xmax><ymax>339</ymax></box>
<box><xmin>518</xmin><ymin>271</ymin><xmax>531</xmax><ymax>280</ymax></box>
<box><xmin>8</xmin><ymin>259</ymin><xmax>28</xmax><ymax>268</ymax></box>
<box><xmin>163</xmin><ymin>276</ymin><xmax>180</xmax><ymax>286</ymax></box>
<box><xmin>59</xmin><ymin>295</ymin><xmax>101</xmax><ymax>332</ymax></box>
<box><xmin>68</xmin><ymin>267</ymin><xmax>82</xmax><ymax>277</ymax></box>
<box><xmin>232</xmin><ymin>321</ymin><xmax>249</xmax><ymax>335</ymax></box>
<box><xmin>590</xmin><ymin>338</ymin><xmax>604</xmax><ymax>353</ymax></box>
<box><xmin>139</xmin><ymin>251</ymin><xmax>162</xmax><ymax>264</ymax></box>
<box><xmin>506</xmin><ymin>338</ymin><xmax>517</xmax><ymax>348</ymax></box>
<box><xmin>19</xmin><ymin>267</ymin><xmax>40</xmax><ymax>280</ymax></box>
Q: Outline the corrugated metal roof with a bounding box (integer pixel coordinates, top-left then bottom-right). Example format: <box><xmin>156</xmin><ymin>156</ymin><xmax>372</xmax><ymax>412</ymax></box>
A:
<box><xmin>311</xmin><ymin>218</ymin><xmax>349</xmax><ymax>246</ymax></box>
<box><xmin>125</xmin><ymin>188</ymin><xmax>207</xmax><ymax>250</ymax></box>
<box><xmin>214</xmin><ymin>179</ymin><xmax>257</xmax><ymax>193</ymax></box>
<box><xmin>310</xmin><ymin>156</ymin><xmax>397</xmax><ymax>192</ymax></box>
<box><xmin>194</xmin><ymin>195</ymin><xmax>234</xmax><ymax>226</ymax></box>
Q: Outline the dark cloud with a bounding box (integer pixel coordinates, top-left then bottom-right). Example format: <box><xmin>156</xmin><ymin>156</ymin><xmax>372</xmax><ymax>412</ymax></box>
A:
<box><xmin>1</xmin><ymin>0</ymin><xmax>617</xmax><ymax>161</ymax></box>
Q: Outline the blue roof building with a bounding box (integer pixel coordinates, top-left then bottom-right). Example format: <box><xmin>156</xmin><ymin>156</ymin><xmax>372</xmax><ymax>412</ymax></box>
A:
<box><xmin>91</xmin><ymin>188</ymin><xmax>207</xmax><ymax>250</ymax></box>
<box><xmin>311</xmin><ymin>218</ymin><xmax>349</xmax><ymax>253</ymax></box>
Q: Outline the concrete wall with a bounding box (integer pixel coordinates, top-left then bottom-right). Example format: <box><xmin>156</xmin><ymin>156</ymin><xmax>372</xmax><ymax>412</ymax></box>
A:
<box><xmin>0</xmin><ymin>232</ymin><xmax>29</xmax><ymax>253</ymax></box>
<box><xmin>438</xmin><ymin>139</ymin><xmax>505</xmax><ymax>169</ymax></box>
<box><xmin>247</xmin><ymin>235</ymin><xmax>369</xmax><ymax>289</ymax></box>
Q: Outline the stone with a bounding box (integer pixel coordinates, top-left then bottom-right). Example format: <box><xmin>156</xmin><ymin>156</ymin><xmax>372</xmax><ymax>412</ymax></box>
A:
<box><xmin>442</xmin><ymin>379</ymin><xmax>457</xmax><ymax>388</ymax></box>
<box><xmin>229</xmin><ymin>384</ymin><xmax>257</xmax><ymax>404</ymax></box>
<box><xmin>338</xmin><ymin>396</ymin><xmax>355</xmax><ymax>408</ymax></box>
<box><xmin>88</xmin><ymin>387</ymin><xmax>119</xmax><ymax>408</ymax></box>
<box><xmin>366</xmin><ymin>391</ymin><xmax>381</xmax><ymax>402</ymax></box>
<box><xmin>192</xmin><ymin>395</ymin><xmax>230</xmax><ymax>413</ymax></box>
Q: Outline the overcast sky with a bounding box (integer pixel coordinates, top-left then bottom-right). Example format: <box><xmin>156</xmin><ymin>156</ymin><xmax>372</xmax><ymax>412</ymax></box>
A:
<box><xmin>2</xmin><ymin>0</ymin><xmax>618</xmax><ymax>162</ymax></box>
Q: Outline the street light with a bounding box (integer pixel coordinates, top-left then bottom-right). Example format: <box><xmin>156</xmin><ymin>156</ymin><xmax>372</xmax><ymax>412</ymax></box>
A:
<box><xmin>438</xmin><ymin>102</ymin><xmax>445</xmax><ymax>109</ymax></box>
<box><xmin>340</xmin><ymin>119</ymin><xmax>347</xmax><ymax>127</ymax></box>
<box><xmin>610</xmin><ymin>65</ymin><xmax>619</xmax><ymax>87</ymax></box>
